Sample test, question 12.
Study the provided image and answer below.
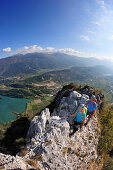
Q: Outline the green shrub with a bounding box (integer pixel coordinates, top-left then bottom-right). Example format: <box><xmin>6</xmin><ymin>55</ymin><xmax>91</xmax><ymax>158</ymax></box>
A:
<box><xmin>102</xmin><ymin>157</ymin><xmax>113</xmax><ymax>170</ymax></box>
<box><xmin>97</xmin><ymin>103</ymin><xmax>113</xmax><ymax>169</ymax></box>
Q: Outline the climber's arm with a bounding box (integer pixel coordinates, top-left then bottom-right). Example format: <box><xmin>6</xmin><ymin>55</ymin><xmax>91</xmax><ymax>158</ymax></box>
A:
<box><xmin>93</xmin><ymin>109</ymin><xmax>96</xmax><ymax>115</ymax></box>
<box><xmin>71</xmin><ymin>112</ymin><xmax>77</xmax><ymax>117</ymax></box>
<box><xmin>92</xmin><ymin>103</ymin><xmax>97</xmax><ymax>116</ymax></box>
<box><xmin>82</xmin><ymin>118</ymin><xmax>85</xmax><ymax>127</ymax></box>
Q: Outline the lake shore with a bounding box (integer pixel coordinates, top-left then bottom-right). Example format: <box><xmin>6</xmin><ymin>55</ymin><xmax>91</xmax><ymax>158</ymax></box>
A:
<box><xmin>0</xmin><ymin>95</ymin><xmax>32</xmax><ymax>123</ymax></box>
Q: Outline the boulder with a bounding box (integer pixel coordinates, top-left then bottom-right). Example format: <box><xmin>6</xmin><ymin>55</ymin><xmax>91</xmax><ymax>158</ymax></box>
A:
<box><xmin>79</xmin><ymin>96</ymin><xmax>88</xmax><ymax>104</ymax></box>
<box><xmin>40</xmin><ymin>108</ymin><xmax>50</xmax><ymax>130</ymax></box>
<box><xmin>70</xmin><ymin>91</ymin><xmax>82</xmax><ymax>99</ymax></box>
<box><xmin>26</xmin><ymin>108</ymin><xmax>50</xmax><ymax>140</ymax></box>
<box><xmin>49</xmin><ymin>116</ymin><xmax>70</xmax><ymax>135</ymax></box>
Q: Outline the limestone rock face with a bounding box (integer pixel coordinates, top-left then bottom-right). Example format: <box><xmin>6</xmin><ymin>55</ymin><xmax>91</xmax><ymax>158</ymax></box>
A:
<box><xmin>25</xmin><ymin>107</ymin><xmax>100</xmax><ymax>170</ymax></box>
<box><xmin>24</xmin><ymin>90</ymin><xmax>100</xmax><ymax>170</ymax></box>
<box><xmin>0</xmin><ymin>153</ymin><xmax>27</xmax><ymax>169</ymax></box>
<box><xmin>27</xmin><ymin>108</ymin><xmax>50</xmax><ymax>140</ymax></box>
<box><xmin>70</xmin><ymin>91</ymin><xmax>82</xmax><ymax>99</ymax></box>
<box><xmin>0</xmin><ymin>89</ymin><xmax>101</xmax><ymax>170</ymax></box>
<box><xmin>52</xmin><ymin>90</ymin><xmax>89</xmax><ymax>125</ymax></box>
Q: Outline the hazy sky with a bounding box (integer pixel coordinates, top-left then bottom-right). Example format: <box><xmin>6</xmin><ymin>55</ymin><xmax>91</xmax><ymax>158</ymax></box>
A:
<box><xmin>1</xmin><ymin>0</ymin><xmax>113</xmax><ymax>60</ymax></box>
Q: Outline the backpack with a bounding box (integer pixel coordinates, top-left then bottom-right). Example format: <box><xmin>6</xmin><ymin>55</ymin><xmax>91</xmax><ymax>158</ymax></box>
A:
<box><xmin>94</xmin><ymin>99</ymin><xmax>97</xmax><ymax>103</ymax></box>
<box><xmin>88</xmin><ymin>101</ymin><xmax>96</xmax><ymax>108</ymax></box>
<box><xmin>84</xmin><ymin>106</ymin><xmax>87</xmax><ymax>114</ymax></box>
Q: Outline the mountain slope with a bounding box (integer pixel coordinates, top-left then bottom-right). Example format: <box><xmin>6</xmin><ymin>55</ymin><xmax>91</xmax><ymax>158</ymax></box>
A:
<box><xmin>24</xmin><ymin>65</ymin><xmax>113</xmax><ymax>83</ymax></box>
<box><xmin>0</xmin><ymin>65</ymin><xmax>113</xmax><ymax>101</ymax></box>
<box><xmin>0</xmin><ymin>52</ymin><xmax>113</xmax><ymax>77</ymax></box>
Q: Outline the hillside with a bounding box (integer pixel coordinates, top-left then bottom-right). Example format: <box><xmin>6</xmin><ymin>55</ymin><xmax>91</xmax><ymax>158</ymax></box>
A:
<box><xmin>0</xmin><ymin>52</ymin><xmax>113</xmax><ymax>104</ymax></box>
<box><xmin>0</xmin><ymin>52</ymin><xmax>113</xmax><ymax>77</ymax></box>
<box><xmin>24</xmin><ymin>65</ymin><xmax>113</xmax><ymax>83</ymax></box>
<box><xmin>0</xmin><ymin>64</ymin><xmax>113</xmax><ymax>102</ymax></box>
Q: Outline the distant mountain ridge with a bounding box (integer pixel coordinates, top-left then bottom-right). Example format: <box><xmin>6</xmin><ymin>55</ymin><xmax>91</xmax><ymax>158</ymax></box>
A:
<box><xmin>0</xmin><ymin>52</ymin><xmax>113</xmax><ymax>77</ymax></box>
<box><xmin>24</xmin><ymin>65</ymin><xmax>113</xmax><ymax>84</ymax></box>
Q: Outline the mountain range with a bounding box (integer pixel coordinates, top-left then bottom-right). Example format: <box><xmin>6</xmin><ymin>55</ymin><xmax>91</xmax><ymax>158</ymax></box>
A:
<box><xmin>0</xmin><ymin>52</ymin><xmax>113</xmax><ymax>77</ymax></box>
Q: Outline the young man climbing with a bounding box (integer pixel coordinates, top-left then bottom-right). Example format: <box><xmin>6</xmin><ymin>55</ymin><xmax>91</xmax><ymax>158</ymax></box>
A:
<box><xmin>85</xmin><ymin>95</ymin><xmax>97</xmax><ymax>126</ymax></box>
<box><xmin>69</xmin><ymin>104</ymin><xmax>87</xmax><ymax>136</ymax></box>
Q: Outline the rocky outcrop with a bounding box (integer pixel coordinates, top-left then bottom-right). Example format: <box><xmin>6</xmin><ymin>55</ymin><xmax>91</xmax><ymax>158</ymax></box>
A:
<box><xmin>51</xmin><ymin>91</ymin><xmax>89</xmax><ymax>125</ymax></box>
<box><xmin>0</xmin><ymin>88</ymin><xmax>101</xmax><ymax>170</ymax></box>
<box><xmin>25</xmin><ymin>115</ymin><xmax>100</xmax><ymax>170</ymax></box>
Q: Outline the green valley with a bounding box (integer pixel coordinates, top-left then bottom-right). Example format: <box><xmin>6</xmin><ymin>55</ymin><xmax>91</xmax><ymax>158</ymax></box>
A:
<box><xmin>0</xmin><ymin>65</ymin><xmax>113</xmax><ymax>102</ymax></box>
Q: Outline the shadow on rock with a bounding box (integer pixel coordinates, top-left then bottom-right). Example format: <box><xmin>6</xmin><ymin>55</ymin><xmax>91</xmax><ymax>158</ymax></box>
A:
<box><xmin>0</xmin><ymin>117</ymin><xmax>30</xmax><ymax>155</ymax></box>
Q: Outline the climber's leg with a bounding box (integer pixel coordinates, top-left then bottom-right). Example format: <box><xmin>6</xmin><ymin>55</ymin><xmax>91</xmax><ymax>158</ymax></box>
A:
<box><xmin>85</xmin><ymin>111</ymin><xmax>93</xmax><ymax>126</ymax></box>
<box><xmin>69</xmin><ymin>121</ymin><xmax>80</xmax><ymax>137</ymax></box>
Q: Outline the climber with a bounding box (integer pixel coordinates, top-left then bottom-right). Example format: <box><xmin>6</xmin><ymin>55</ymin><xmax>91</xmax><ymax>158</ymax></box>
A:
<box><xmin>69</xmin><ymin>104</ymin><xmax>87</xmax><ymax>136</ymax></box>
<box><xmin>85</xmin><ymin>95</ymin><xmax>97</xmax><ymax>126</ymax></box>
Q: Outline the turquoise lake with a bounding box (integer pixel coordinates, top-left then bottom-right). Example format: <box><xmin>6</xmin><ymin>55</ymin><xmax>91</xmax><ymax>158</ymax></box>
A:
<box><xmin>0</xmin><ymin>95</ymin><xmax>31</xmax><ymax>123</ymax></box>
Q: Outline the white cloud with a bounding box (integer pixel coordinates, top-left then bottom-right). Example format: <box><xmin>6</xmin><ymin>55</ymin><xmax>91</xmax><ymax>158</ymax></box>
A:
<box><xmin>12</xmin><ymin>45</ymin><xmax>81</xmax><ymax>57</ymax></box>
<box><xmin>45</xmin><ymin>47</ymin><xmax>55</xmax><ymax>52</ymax></box>
<box><xmin>81</xmin><ymin>35</ymin><xmax>90</xmax><ymax>41</ymax></box>
<box><xmin>24</xmin><ymin>46</ymin><xmax>29</xmax><ymax>50</ymax></box>
<box><xmin>37</xmin><ymin>46</ymin><xmax>43</xmax><ymax>51</ymax></box>
<box><xmin>14</xmin><ymin>45</ymin><xmax>44</xmax><ymax>54</ymax></box>
<box><xmin>58</xmin><ymin>48</ymin><xmax>107</xmax><ymax>60</ymax></box>
<box><xmin>12</xmin><ymin>45</ymin><xmax>99</xmax><ymax>59</ymax></box>
<box><xmin>30</xmin><ymin>44</ymin><xmax>37</xmax><ymax>50</ymax></box>
<box><xmin>7</xmin><ymin>44</ymin><xmax>111</xmax><ymax>61</ymax></box>
<box><xmin>56</xmin><ymin>48</ymin><xmax>108</xmax><ymax>60</ymax></box>
<box><xmin>58</xmin><ymin>48</ymin><xmax>75</xmax><ymax>53</ymax></box>
<box><xmin>92</xmin><ymin>21</ymin><xmax>101</xmax><ymax>26</ymax></box>
<box><xmin>2</xmin><ymin>47</ymin><xmax>12</xmax><ymax>52</ymax></box>
<box><xmin>56</xmin><ymin>48</ymin><xmax>104</xmax><ymax>60</ymax></box>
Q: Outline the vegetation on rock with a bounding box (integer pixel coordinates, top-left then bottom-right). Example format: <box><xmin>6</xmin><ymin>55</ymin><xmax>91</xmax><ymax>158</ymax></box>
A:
<box><xmin>98</xmin><ymin>102</ymin><xmax>113</xmax><ymax>169</ymax></box>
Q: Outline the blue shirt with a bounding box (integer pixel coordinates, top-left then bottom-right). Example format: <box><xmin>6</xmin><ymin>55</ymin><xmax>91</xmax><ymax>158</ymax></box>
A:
<box><xmin>87</xmin><ymin>100</ymin><xmax>97</xmax><ymax>112</ymax></box>
<box><xmin>75</xmin><ymin>111</ymin><xmax>86</xmax><ymax>122</ymax></box>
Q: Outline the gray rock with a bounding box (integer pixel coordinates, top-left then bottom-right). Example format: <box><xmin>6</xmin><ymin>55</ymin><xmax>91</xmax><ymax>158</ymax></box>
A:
<box><xmin>70</xmin><ymin>91</ymin><xmax>82</xmax><ymax>99</ymax></box>
<box><xmin>26</xmin><ymin>108</ymin><xmax>50</xmax><ymax>140</ymax></box>
<box><xmin>0</xmin><ymin>153</ymin><xmax>27</xmax><ymax>169</ymax></box>
<box><xmin>40</xmin><ymin>108</ymin><xmax>50</xmax><ymax>130</ymax></box>
<box><xmin>79</xmin><ymin>96</ymin><xmax>88</xmax><ymax>104</ymax></box>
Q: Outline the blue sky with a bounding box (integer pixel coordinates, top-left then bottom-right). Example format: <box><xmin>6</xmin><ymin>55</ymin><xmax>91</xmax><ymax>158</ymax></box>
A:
<box><xmin>1</xmin><ymin>0</ymin><xmax>113</xmax><ymax>60</ymax></box>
